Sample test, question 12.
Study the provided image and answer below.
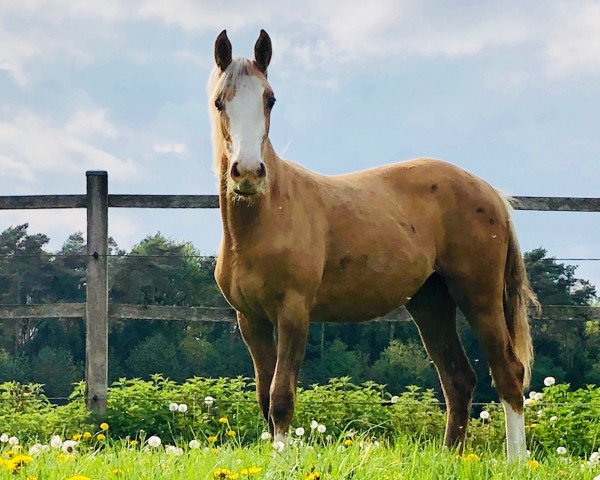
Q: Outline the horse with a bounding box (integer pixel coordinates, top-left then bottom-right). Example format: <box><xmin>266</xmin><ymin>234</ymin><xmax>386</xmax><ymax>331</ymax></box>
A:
<box><xmin>207</xmin><ymin>29</ymin><xmax>540</xmax><ymax>461</ymax></box>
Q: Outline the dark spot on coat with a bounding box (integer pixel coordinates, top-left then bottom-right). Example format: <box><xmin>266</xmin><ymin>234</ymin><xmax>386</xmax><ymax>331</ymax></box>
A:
<box><xmin>489</xmin><ymin>218</ymin><xmax>495</xmax><ymax>225</ymax></box>
<box><xmin>274</xmin><ymin>292</ymin><xmax>285</xmax><ymax>302</ymax></box>
<box><xmin>430</xmin><ymin>184</ymin><xmax>438</xmax><ymax>192</ymax></box>
<box><xmin>411</xmin><ymin>224</ymin><xmax>416</xmax><ymax>233</ymax></box>
<box><xmin>339</xmin><ymin>256</ymin><xmax>352</xmax><ymax>270</ymax></box>
<box><xmin>476</xmin><ymin>207</ymin><xmax>485</xmax><ymax>214</ymax></box>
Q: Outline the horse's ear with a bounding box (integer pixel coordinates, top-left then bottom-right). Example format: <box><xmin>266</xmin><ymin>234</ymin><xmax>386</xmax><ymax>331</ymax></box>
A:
<box><xmin>253</xmin><ymin>29</ymin><xmax>272</xmax><ymax>74</ymax></box>
<box><xmin>215</xmin><ymin>30</ymin><xmax>232</xmax><ymax>71</ymax></box>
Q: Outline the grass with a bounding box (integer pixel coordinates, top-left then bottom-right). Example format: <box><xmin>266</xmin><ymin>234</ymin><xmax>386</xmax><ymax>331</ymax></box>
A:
<box><xmin>1</xmin><ymin>435</ymin><xmax>599</xmax><ymax>480</ymax></box>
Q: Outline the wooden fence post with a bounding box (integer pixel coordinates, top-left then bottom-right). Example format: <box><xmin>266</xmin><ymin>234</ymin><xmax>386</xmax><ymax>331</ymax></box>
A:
<box><xmin>85</xmin><ymin>171</ymin><xmax>108</xmax><ymax>414</ymax></box>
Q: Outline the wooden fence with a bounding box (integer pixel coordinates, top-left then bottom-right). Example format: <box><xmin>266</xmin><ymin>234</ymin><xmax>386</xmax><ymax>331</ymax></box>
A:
<box><xmin>1</xmin><ymin>170</ymin><xmax>599</xmax><ymax>414</ymax></box>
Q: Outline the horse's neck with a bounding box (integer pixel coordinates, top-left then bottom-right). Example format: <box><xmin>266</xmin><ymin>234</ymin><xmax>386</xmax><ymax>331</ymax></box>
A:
<box><xmin>218</xmin><ymin>144</ymin><xmax>282</xmax><ymax>248</ymax></box>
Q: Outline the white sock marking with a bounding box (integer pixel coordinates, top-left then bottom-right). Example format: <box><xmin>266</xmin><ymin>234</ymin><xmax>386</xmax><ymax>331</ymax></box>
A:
<box><xmin>501</xmin><ymin>399</ymin><xmax>527</xmax><ymax>461</ymax></box>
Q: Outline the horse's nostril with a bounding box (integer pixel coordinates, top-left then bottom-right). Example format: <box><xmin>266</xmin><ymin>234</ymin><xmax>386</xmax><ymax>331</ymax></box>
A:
<box><xmin>231</xmin><ymin>162</ymin><xmax>241</xmax><ymax>178</ymax></box>
<box><xmin>257</xmin><ymin>163</ymin><xmax>266</xmax><ymax>178</ymax></box>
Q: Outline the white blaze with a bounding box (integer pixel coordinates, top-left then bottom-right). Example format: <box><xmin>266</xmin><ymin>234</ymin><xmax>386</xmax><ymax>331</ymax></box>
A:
<box><xmin>501</xmin><ymin>399</ymin><xmax>527</xmax><ymax>461</ymax></box>
<box><xmin>226</xmin><ymin>75</ymin><xmax>265</xmax><ymax>173</ymax></box>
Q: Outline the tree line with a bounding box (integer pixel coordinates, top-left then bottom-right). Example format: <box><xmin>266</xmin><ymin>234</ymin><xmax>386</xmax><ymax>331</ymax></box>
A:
<box><xmin>0</xmin><ymin>224</ymin><xmax>597</xmax><ymax>401</ymax></box>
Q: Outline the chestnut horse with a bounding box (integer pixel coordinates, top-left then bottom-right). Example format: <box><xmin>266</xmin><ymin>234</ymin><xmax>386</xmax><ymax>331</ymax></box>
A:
<box><xmin>208</xmin><ymin>30</ymin><xmax>539</xmax><ymax>461</ymax></box>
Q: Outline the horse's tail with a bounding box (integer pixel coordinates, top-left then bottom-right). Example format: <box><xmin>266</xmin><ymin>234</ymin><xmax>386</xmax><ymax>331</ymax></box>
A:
<box><xmin>502</xmin><ymin>198</ymin><xmax>540</xmax><ymax>388</ymax></box>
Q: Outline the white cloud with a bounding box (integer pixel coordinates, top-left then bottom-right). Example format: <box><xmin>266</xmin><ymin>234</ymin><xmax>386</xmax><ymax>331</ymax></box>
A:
<box><xmin>153</xmin><ymin>142</ymin><xmax>188</xmax><ymax>156</ymax></box>
<box><xmin>0</xmin><ymin>110</ymin><xmax>140</xmax><ymax>185</ymax></box>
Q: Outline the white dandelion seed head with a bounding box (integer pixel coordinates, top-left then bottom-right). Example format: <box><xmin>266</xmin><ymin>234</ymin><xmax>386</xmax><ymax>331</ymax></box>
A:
<box><xmin>177</xmin><ymin>403</ymin><xmax>188</xmax><ymax>413</ymax></box>
<box><xmin>533</xmin><ymin>392</ymin><xmax>544</xmax><ymax>401</ymax></box>
<box><xmin>147</xmin><ymin>435</ymin><xmax>162</xmax><ymax>448</ymax></box>
<box><xmin>8</xmin><ymin>436</ymin><xmax>19</xmax><ymax>446</ymax></box>
<box><xmin>61</xmin><ymin>440</ymin><xmax>77</xmax><ymax>453</ymax></box>
<box><xmin>204</xmin><ymin>396</ymin><xmax>214</xmax><ymax>406</ymax></box>
<box><xmin>479</xmin><ymin>410</ymin><xmax>490</xmax><ymax>420</ymax></box>
<box><xmin>41</xmin><ymin>444</ymin><xmax>50</xmax><ymax>453</ymax></box>
<box><xmin>391</xmin><ymin>395</ymin><xmax>400</xmax><ymax>404</ymax></box>
<box><xmin>0</xmin><ymin>434</ymin><xmax>8</xmax><ymax>443</ymax></box>
<box><xmin>166</xmin><ymin>445</ymin><xmax>183</xmax><ymax>456</ymax></box>
<box><xmin>260</xmin><ymin>432</ymin><xmax>271</xmax><ymax>441</ymax></box>
<box><xmin>168</xmin><ymin>402</ymin><xmax>179</xmax><ymax>412</ymax></box>
<box><xmin>536</xmin><ymin>410</ymin><xmax>544</xmax><ymax>417</ymax></box>
<box><xmin>189</xmin><ymin>439</ymin><xmax>201</xmax><ymax>449</ymax></box>
<box><xmin>550</xmin><ymin>415</ymin><xmax>558</xmax><ymax>422</ymax></box>
<box><xmin>28</xmin><ymin>443</ymin><xmax>44</xmax><ymax>456</ymax></box>
<box><xmin>310</xmin><ymin>420</ymin><xmax>318</xmax><ymax>429</ymax></box>
<box><xmin>557</xmin><ymin>446</ymin><xmax>567</xmax><ymax>455</ymax></box>
<box><xmin>317</xmin><ymin>424</ymin><xmax>326</xmax><ymax>433</ymax></box>
<box><xmin>524</xmin><ymin>398</ymin><xmax>535</xmax><ymax>406</ymax></box>
<box><xmin>373</xmin><ymin>441</ymin><xmax>381</xmax><ymax>448</ymax></box>
<box><xmin>272</xmin><ymin>440</ymin><xmax>285</xmax><ymax>452</ymax></box>
<box><xmin>529</xmin><ymin>391</ymin><xmax>537</xmax><ymax>399</ymax></box>
<box><xmin>50</xmin><ymin>435</ymin><xmax>62</xmax><ymax>448</ymax></box>
<box><xmin>544</xmin><ymin>376</ymin><xmax>556</xmax><ymax>387</ymax></box>
<box><xmin>593</xmin><ymin>474</ymin><xmax>600</xmax><ymax>480</ymax></box>
<box><xmin>589</xmin><ymin>451</ymin><xmax>599</xmax><ymax>464</ymax></box>
<box><xmin>295</xmin><ymin>427</ymin><xmax>305</xmax><ymax>437</ymax></box>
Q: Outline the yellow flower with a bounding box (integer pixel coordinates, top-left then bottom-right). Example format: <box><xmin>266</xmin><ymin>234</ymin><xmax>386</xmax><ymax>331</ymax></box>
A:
<box><xmin>67</xmin><ymin>476</ymin><xmax>92</xmax><ymax>480</ymax></box>
<box><xmin>213</xmin><ymin>468</ymin><xmax>233</xmax><ymax>479</ymax></box>
<box><xmin>26</xmin><ymin>476</ymin><xmax>38</xmax><ymax>480</ymax></box>
<box><xmin>305</xmin><ymin>470</ymin><xmax>321</xmax><ymax>480</ymax></box>
<box><xmin>5</xmin><ymin>450</ymin><xmax>17</xmax><ymax>458</ymax></box>
<box><xmin>10</xmin><ymin>454</ymin><xmax>32</xmax><ymax>466</ymax></box>
<box><xmin>463</xmin><ymin>453</ymin><xmax>480</xmax><ymax>462</ymax></box>
<box><xmin>112</xmin><ymin>468</ymin><xmax>122</xmax><ymax>475</ymax></box>
<box><xmin>227</xmin><ymin>475</ymin><xmax>239</xmax><ymax>480</ymax></box>
<box><xmin>527</xmin><ymin>459</ymin><xmax>540</xmax><ymax>469</ymax></box>
<box><xmin>226</xmin><ymin>430</ymin><xmax>236</xmax><ymax>437</ymax></box>
<box><xmin>96</xmin><ymin>433</ymin><xmax>106</xmax><ymax>441</ymax></box>
<box><xmin>240</xmin><ymin>466</ymin><xmax>262</xmax><ymax>475</ymax></box>
<box><xmin>0</xmin><ymin>459</ymin><xmax>18</xmax><ymax>473</ymax></box>
<box><xmin>82</xmin><ymin>432</ymin><xmax>92</xmax><ymax>440</ymax></box>
<box><xmin>208</xmin><ymin>435</ymin><xmax>217</xmax><ymax>443</ymax></box>
<box><xmin>58</xmin><ymin>454</ymin><xmax>76</xmax><ymax>463</ymax></box>
<box><xmin>343</xmin><ymin>439</ymin><xmax>353</xmax><ymax>447</ymax></box>
<box><xmin>100</xmin><ymin>422</ymin><xmax>109</xmax><ymax>431</ymax></box>
<box><xmin>130</xmin><ymin>440</ymin><xmax>139</xmax><ymax>446</ymax></box>
<box><xmin>72</xmin><ymin>433</ymin><xmax>82</xmax><ymax>441</ymax></box>
<box><xmin>219</xmin><ymin>417</ymin><xmax>228</xmax><ymax>424</ymax></box>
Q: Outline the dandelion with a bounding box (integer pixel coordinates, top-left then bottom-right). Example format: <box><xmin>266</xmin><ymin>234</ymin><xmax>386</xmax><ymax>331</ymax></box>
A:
<box><xmin>260</xmin><ymin>432</ymin><xmax>271</xmax><ymax>441</ymax></box>
<box><xmin>391</xmin><ymin>395</ymin><xmax>399</xmax><ymax>403</ymax></box>
<box><xmin>213</xmin><ymin>468</ymin><xmax>233</xmax><ymax>479</ymax></box>
<box><xmin>589</xmin><ymin>451</ymin><xmax>599</xmax><ymax>464</ymax></box>
<box><xmin>557</xmin><ymin>446</ymin><xmax>567</xmax><ymax>455</ymax></box>
<box><xmin>166</xmin><ymin>445</ymin><xmax>183</xmax><ymax>456</ymax></box>
<box><xmin>0</xmin><ymin>434</ymin><xmax>8</xmax><ymax>443</ymax></box>
<box><xmin>62</xmin><ymin>440</ymin><xmax>78</xmax><ymax>453</ymax></box>
<box><xmin>72</xmin><ymin>434</ymin><xmax>81</xmax><ymax>441</ymax></box>
<box><xmin>527</xmin><ymin>459</ymin><xmax>540</xmax><ymax>469</ymax></box>
<box><xmin>169</xmin><ymin>402</ymin><xmax>179</xmax><ymax>412</ymax></box>
<box><xmin>529</xmin><ymin>391</ymin><xmax>537</xmax><ymax>399</ymax></box>
<box><xmin>317</xmin><ymin>424</ymin><xmax>326</xmax><ymax>433</ymax></box>
<box><xmin>66</xmin><ymin>476</ymin><xmax>91</xmax><ymax>480</ymax></box>
<box><xmin>50</xmin><ymin>435</ymin><xmax>62</xmax><ymax>448</ymax></box>
<box><xmin>524</xmin><ymin>398</ymin><xmax>536</xmax><ymax>406</ymax></box>
<box><xmin>593</xmin><ymin>475</ymin><xmax>600</xmax><ymax>480</ymax></box>
<box><xmin>82</xmin><ymin>432</ymin><xmax>92</xmax><ymax>440</ymax></box>
<box><xmin>305</xmin><ymin>470</ymin><xmax>321</xmax><ymax>479</ymax></box>
<box><xmin>130</xmin><ymin>440</ymin><xmax>139</xmax><ymax>447</ymax></box>
<box><xmin>204</xmin><ymin>396</ymin><xmax>215</xmax><ymax>406</ymax></box>
<box><xmin>178</xmin><ymin>403</ymin><xmax>188</xmax><ymax>413</ymax></box>
<box><xmin>8</xmin><ymin>436</ymin><xmax>19</xmax><ymax>446</ymax></box>
<box><xmin>310</xmin><ymin>420</ymin><xmax>318</xmax><ymax>430</ymax></box>
<box><xmin>295</xmin><ymin>427</ymin><xmax>305</xmax><ymax>437</ymax></box>
<box><xmin>463</xmin><ymin>453</ymin><xmax>480</xmax><ymax>462</ymax></box>
<box><xmin>28</xmin><ymin>444</ymin><xmax>44</xmax><ymax>456</ymax></box>
<box><xmin>544</xmin><ymin>376</ymin><xmax>556</xmax><ymax>387</ymax></box>
<box><xmin>58</xmin><ymin>454</ymin><xmax>75</xmax><ymax>462</ymax></box>
<box><xmin>272</xmin><ymin>441</ymin><xmax>285</xmax><ymax>452</ymax></box>
<box><xmin>189</xmin><ymin>439</ymin><xmax>201</xmax><ymax>449</ymax></box>
<box><xmin>147</xmin><ymin>436</ymin><xmax>162</xmax><ymax>448</ymax></box>
<box><xmin>533</xmin><ymin>392</ymin><xmax>543</xmax><ymax>401</ymax></box>
<box><xmin>226</xmin><ymin>430</ymin><xmax>236</xmax><ymax>438</ymax></box>
<box><xmin>537</xmin><ymin>410</ymin><xmax>544</xmax><ymax>417</ymax></box>
<box><xmin>96</xmin><ymin>433</ymin><xmax>106</xmax><ymax>441</ymax></box>
<box><xmin>343</xmin><ymin>439</ymin><xmax>353</xmax><ymax>447</ymax></box>
<box><xmin>100</xmin><ymin>422</ymin><xmax>109</xmax><ymax>431</ymax></box>
<box><xmin>240</xmin><ymin>466</ymin><xmax>262</xmax><ymax>475</ymax></box>
<box><xmin>550</xmin><ymin>415</ymin><xmax>558</xmax><ymax>422</ymax></box>
<box><xmin>219</xmin><ymin>417</ymin><xmax>228</xmax><ymax>424</ymax></box>
<box><xmin>479</xmin><ymin>410</ymin><xmax>490</xmax><ymax>420</ymax></box>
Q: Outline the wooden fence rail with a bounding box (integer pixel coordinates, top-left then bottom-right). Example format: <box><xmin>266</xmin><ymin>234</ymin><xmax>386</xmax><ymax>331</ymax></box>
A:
<box><xmin>1</xmin><ymin>170</ymin><xmax>599</xmax><ymax>414</ymax></box>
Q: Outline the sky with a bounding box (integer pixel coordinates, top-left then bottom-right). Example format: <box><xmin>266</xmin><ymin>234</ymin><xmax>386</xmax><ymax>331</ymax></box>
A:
<box><xmin>0</xmin><ymin>1</ymin><xmax>599</xmax><ymax>289</ymax></box>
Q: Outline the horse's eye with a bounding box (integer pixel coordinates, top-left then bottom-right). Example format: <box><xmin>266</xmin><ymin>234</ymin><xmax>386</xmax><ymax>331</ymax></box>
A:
<box><xmin>266</xmin><ymin>96</ymin><xmax>276</xmax><ymax>110</ymax></box>
<box><xmin>215</xmin><ymin>98</ymin><xmax>224</xmax><ymax>111</ymax></box>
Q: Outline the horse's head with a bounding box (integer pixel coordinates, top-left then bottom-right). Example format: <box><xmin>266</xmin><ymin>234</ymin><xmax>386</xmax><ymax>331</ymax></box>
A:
<box><xmin>208</xmin><ymin>30</ymin><xmax>276</xmax><ymax>199</ymax></box>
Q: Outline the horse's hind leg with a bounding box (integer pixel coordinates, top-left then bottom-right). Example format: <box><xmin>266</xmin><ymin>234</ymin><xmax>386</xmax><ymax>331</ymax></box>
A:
<box><xmin>237</xmin><ymin>312</ymin><xmax>276</xmax><ymax>431</ymax></box>
<box><xmin>406</xmin><ymin>273</ymin><xmax>476</xmax><ymax>451</ymax></box>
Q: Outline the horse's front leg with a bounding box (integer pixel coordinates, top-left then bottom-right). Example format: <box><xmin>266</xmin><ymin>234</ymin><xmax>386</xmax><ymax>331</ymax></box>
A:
<box><xmin>237</xmin><ymin>312</ymin><xmax>277</xmax><ymax>430</ymax></box>
<box><xmin>269</xmin><ymin>292</ymin><xmax>310</xmax><ymax>444</ymax></box>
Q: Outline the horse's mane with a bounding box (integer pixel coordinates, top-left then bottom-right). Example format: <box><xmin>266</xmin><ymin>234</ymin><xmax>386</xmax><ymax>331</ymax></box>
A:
<box><xmin>207</xmin><ymin>57</ymin><xmax>256</xmax><ymax>174</ymax></box>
